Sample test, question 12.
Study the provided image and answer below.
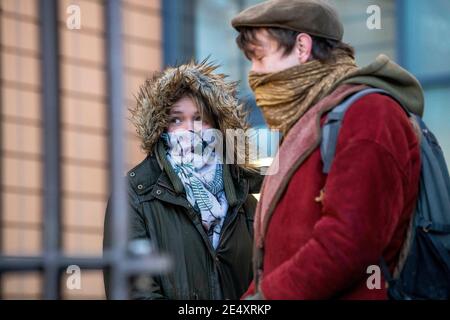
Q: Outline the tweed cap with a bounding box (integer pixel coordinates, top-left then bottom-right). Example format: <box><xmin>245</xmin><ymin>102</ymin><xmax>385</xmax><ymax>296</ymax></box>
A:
<box><xmin>231</xmin><ymin>0</ymin><xmax>344</xmax><ymax>41</ymax></box>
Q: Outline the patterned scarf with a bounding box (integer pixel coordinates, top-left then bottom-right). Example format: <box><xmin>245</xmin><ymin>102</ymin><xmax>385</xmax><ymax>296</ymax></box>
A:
<box><xmin>162</xmin><ymin>129</ymin><xmax>228</xmax><ymax>249</ymax></box>
<box><xmin>248</xmin><ymin>51</ymin><xmax>357</xmax><ymax>137</ymax></box>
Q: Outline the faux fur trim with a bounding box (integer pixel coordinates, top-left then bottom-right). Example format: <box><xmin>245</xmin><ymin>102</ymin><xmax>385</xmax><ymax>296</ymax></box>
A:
<box><xmin>129</xmin><ymin>59</ymin><xmax>249</xmax><ymax>154</ymax></box>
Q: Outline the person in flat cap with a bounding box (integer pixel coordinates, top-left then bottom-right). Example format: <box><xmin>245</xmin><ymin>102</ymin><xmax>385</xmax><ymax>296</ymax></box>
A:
<box><xmin>232</xmin><ymin>0</ymin><xmax>424</xmax><ymax>300</ymax></box>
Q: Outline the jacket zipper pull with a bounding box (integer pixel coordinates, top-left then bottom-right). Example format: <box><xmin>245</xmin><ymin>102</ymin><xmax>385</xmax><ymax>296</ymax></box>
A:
<box><xmin>315</xmin><ymin>188</ymin><xmax>325</xmax><ymax>203</ymax></box>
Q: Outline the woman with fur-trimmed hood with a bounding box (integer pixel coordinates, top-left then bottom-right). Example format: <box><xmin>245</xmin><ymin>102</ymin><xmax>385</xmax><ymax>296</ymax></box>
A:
<box><xmin>103</xmin><ymin>61</ymin><xmax>262</xmax><ymax>300</ymax></box>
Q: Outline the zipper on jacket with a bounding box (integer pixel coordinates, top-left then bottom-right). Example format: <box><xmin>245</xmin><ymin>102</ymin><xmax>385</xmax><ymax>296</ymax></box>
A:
<box><xmin>186</xmin><ymin>204</ymin><xmax>217</xmax><ymax>258</ymax></box>
<box><xmin>217</xmin><ymin>181</ymin><xmax>249</xmax><ymax>249</ymax></box>
<box><xmin>184</xmin><ymin>204</ymin><xmax>218</xmax><ymax>300</ymax></box>
<box><xmin>172</xmin><ymin>180</ymin><xmax>249</xmax><ymax>300</ymax></box>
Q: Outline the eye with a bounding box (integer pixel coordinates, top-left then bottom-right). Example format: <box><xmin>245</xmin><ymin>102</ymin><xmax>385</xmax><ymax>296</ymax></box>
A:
<box><xmin>170</xmin><ymin>117</ymin><xmax>182</xmax><ymax>125</ymax></box>
<box><xmin>252</xmin><ymin>53</ymin><xmax>265</xmax><ymax>62</ymax></box>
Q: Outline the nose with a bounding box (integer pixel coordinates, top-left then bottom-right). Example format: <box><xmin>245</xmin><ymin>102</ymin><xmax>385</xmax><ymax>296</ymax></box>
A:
<box><xmin>186</xmin><ymin>120</ymin><xmax>203</xmax><ymax>132</ymax></box>
<box><xmin>185</xmin><ymin>121</ymin><xmax>194</xmax><ymax>131</ymax></box>
<box><xmin>250</xmin><ymin>62</ymin><xmax>266</xmax><ymax>74</ymax></box>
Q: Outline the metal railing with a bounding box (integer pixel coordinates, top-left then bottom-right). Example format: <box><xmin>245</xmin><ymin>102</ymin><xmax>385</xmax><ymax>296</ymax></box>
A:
<box><xmin>0</xmin><ymin>0</ymin><xmax>170</xmax><ymax>300</ymax></box>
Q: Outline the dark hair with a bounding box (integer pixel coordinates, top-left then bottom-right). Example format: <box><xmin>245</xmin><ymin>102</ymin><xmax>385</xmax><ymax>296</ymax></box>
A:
<box><xmin>236</xmin><ymin>27</ymin><xmax>355</xmax><ymax>64</ymax></box>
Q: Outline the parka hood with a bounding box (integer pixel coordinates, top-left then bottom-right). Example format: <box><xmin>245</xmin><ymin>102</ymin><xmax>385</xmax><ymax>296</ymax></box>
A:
<box><xmin>130</xmin><ymin>60</ymin><xmax>249</xmax><ymax>154</ymax></box>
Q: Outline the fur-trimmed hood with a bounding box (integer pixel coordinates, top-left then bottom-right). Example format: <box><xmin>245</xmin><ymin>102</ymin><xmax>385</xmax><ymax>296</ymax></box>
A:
<box><xmin>130</xmin><ymin>60</ymin><xmax>249</xmax><ymax>154</ymax></box>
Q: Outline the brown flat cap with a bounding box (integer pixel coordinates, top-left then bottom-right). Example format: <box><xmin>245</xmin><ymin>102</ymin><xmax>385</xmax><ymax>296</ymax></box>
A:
<box><xmin>231</xmin><ymin>0</ymin><xmax>344</xmax><ymax>41</ymax></box>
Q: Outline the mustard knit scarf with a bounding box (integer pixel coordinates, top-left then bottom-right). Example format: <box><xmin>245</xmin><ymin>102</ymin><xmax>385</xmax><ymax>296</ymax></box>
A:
<box><xmin>248</xmin><ymin>52</ymin><xmax>358</xmax><ymax>136</ymax></box>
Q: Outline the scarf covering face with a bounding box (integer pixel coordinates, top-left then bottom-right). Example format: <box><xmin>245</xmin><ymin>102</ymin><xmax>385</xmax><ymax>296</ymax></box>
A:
<box><xmin>248</xmin><ymin>52</ymin><xmax>357</xmax><ymax>136</ymax></box>
<box><xmin>162</xmin><ymin>129</ymin><xmax>228</xmax><ymax>250</ymax></box>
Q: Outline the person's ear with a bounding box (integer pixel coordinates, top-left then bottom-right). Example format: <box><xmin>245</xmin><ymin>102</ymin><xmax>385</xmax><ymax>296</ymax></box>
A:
<box><xmin>296</xmin><ymin>33</ymin><xmax>313</xmax><ymax>63</ymax></box>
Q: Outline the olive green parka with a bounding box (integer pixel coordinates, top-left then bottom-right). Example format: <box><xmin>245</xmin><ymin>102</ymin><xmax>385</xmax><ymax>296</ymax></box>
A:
<box><xmin>103</xmin><ymin>61</ymin><xmax>262</xmax><ymax>300</ymax></box>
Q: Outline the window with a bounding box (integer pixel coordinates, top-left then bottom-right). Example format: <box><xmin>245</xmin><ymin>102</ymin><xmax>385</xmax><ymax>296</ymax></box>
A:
<box><xmin>398</xmin><ymin>0</ymin><xmax>450</xmax><ymax>164</ymax></box>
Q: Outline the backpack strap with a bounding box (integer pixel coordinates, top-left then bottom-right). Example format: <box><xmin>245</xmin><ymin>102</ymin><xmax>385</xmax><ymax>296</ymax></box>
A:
<box><xmin>321</xmin><ymin>88</ymin><xmax>391</xmax><ymax>174</ymax></box>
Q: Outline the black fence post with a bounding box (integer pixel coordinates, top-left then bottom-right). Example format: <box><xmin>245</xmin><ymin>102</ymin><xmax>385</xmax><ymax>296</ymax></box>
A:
<box><xmin>39</xmin><ymin>0</ymin><xmax>62</xmax><ymax>300</ymax></box>
<box><xmin>104</xmin><ymin>0</ymin><xmax>129</xmax><ymax>300</ymax></box>
<box><xmin>0</xmin><ymin>2</ymin><xmax>4</xmax><ymax>301</ymax></box>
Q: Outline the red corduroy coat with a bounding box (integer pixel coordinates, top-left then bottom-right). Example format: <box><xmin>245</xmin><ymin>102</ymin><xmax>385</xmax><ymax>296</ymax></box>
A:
<box><xmin>244</xmin><ymin>93</ymin><xmax>421</xmax><ymax>300</ymax></box>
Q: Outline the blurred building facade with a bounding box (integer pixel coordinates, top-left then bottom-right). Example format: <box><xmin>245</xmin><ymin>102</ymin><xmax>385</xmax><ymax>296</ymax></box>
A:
<box><xmin>0</xmin><ymin>0</ymin><xmax>448</xmax><ymax>299</ymax></box>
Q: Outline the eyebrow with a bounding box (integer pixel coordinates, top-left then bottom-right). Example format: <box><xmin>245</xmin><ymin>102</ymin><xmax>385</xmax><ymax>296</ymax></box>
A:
<box><xmin>169</xmin><ymin>110</ymin><xmax>202</xmax><ymax>117</ymax></box>
<box><xmin>169</xmin><ymin>109</ymin><xmax>183</xmax><ymax>115</ymax></box>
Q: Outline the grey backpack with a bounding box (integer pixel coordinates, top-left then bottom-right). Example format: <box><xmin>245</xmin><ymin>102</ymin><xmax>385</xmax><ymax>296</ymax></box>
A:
<box><xmin>321</xmin><ymin>88</ymin><xmax>450</xmax><ymax>300</ymax></box>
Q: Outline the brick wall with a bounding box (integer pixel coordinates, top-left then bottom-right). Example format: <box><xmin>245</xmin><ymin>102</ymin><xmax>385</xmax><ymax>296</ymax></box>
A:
<box><xmin>0</xmin><ymin>0</ymin><xmax>162</xmax><ymax>299</ymax></box>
